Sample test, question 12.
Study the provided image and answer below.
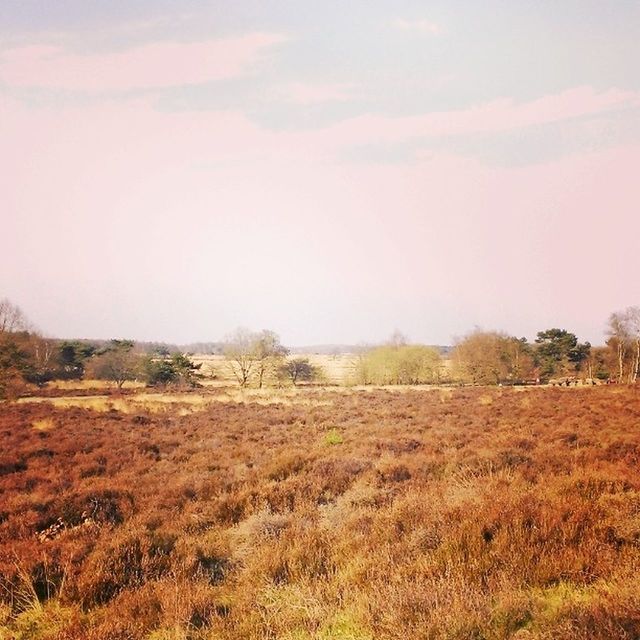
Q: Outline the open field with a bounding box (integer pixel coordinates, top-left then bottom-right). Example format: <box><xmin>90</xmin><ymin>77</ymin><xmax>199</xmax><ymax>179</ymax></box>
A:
<box><xmin>192</xmin><ymin>353</ymin><xmax>362</xmax><ymax>386</ymax></box>
<box><xmin>1</xmin><ymin>385</ymin><xmax>640</xmax><ymax>639</ymax></box>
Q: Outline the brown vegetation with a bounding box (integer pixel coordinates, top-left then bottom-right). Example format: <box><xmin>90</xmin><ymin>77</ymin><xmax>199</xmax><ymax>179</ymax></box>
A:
<box><xmin>1</xmin><ymin>386</ymin><xmax>640</xmax><ymax>639</ymax></box>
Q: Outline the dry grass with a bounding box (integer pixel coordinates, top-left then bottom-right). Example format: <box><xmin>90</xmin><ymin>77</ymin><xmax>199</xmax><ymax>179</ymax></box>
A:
<box><xmin>48</xmin><ymin>379</ymin><xmax>145</xmax><ymax>391</ymax></box>
<box><xmin>2</xmin><ymin>386</ymin><xmax>640</xmax><ymax>639</ymax></box>
<box><xmin>193</xmin><ymin>354</ymin><xmax>360</xmax><ymax>386</ymax></box>
<box><xmin>16</xmin><ymin>388</ymin><xmax>336</xmax><ymax>414</ymax></box>
<box><xmin>31</xmin><ymin>418</ymin><xmax>56</xmax><ymax>432</ymax></box>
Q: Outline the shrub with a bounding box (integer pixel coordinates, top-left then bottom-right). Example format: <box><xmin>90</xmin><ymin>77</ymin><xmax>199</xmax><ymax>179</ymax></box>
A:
<box><xmin>356</xmin><ymin>345</ymin><xmax>441</xmax><ymax>385</ymax></box>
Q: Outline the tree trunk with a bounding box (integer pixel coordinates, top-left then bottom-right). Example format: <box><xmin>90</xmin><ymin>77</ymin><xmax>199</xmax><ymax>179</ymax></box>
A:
<box><xmin>618</xmin><ymin>341</ymin><xmax>626</xmax><ymax>384</ymax></box>
<box><xmin>258</xmin><ymin>364</ymin><xmax>264</xmax><ymax>389</ymax></box>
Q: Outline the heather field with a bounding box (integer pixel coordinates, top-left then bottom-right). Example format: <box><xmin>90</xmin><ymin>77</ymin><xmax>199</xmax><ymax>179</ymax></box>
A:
<box><xmin>1</xmin><ymin>385</ymin><xmax>640</xmax><ymax>639</ymax></box>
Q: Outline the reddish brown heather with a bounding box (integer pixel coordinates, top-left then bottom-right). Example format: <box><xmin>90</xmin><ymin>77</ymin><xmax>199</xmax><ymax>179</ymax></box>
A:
<box><xmin>1</xmin><ymin>386</ymin><xmax>640</xmax><ymax>639</ymax></box>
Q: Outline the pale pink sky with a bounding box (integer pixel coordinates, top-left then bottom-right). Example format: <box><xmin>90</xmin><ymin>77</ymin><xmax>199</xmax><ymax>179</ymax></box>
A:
<box><xmin>2</xmin><ymin>2</ymin><xmax>639</xmax><ymax>346</ymax></box>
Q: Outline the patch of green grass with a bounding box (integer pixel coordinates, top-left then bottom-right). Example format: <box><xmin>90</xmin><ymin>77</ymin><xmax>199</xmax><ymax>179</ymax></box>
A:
<box><xmin>285</xmin><ymin>612</ymin><xmax>371</xmax><ymax>640</ymax></box>
<box><xmin>319</xmin><ymin>612</ymin><xmax>372</xmax><ymax>639</ymax></box>
<box><xmin>324</xmin><ymin>428</ymin><xmax>344</xmax><ymax>446</ymax></box>
<box><xmin>533</xmin><ymin>582</ymin><xmax>594</xmax><ymax>621</ymax></box>
<box><xmin>5</xmin><ymin>601</ymin><xmax>81</xmax><ymax>640</ymax></box>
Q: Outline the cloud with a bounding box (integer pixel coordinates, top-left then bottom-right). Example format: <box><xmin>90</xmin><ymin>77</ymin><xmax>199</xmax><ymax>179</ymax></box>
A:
<box><xmin>1</xmin><ymin>86</ymin><xmax>639</xmax><ymax>344</ymax></box>
<box><xmin>0</xmin><ymin>33</ymin><xmax>286</xmax><ymax>91</ymax></box>
<box><xmin>275</xmin><ymin>82</ymin><xmax>355</xmax><ymax>105</ymax></box>
<box><xmin>304</xmin><ymin>86</ymin><xmax>640</xmax><ymax>151</ymax></box>
<box><xmin>392</xmin><ymin>18</ymin><xmax>442</xmax><ymax>35</ymax></box>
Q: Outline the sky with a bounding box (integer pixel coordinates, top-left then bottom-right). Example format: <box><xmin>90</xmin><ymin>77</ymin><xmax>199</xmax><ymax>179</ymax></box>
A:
<box><xmin>1</xmin><ymin>1</ymin><xmax>639</xmax><ymax>346</ymax></box>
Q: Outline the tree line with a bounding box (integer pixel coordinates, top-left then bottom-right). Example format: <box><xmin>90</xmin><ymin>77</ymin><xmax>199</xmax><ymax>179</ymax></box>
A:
<box><xmin>449</xmin><ymin>308</ymin><xmax>640</xmax><ymax>385</ymax></box>
<box><xmin>1</xmin><ymin>296</ymin><xmax>639</xmax><ymax>397</ymax></box>
<box><xmin>0</xmin><ymin>301</ymin><xmax>320</xmax><ymax>397</ymax></box>
<box><xmin>0</xmin><ymin>299</ymin><xmax>204</xmax><ymax>398</ymax></box>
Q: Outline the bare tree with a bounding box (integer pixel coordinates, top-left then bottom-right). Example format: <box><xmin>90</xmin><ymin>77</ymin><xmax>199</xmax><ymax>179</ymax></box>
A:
<box><xmin>254</xmin><ymin>330</ymin><xmax>288</xmax><ymax>388</ymax></box>
<box><xmin>223</xmin><ymin>328</ymin><xmax>288</xmax><ymax>388</ymax></box>
<box><xmin>452</xmin><ymin>330</ymin><xmax>510</xmax><ymax>385</ymax></box>
<box><xmin>626</xmin><ymin>307</ymin><xmax>640</xmax><ymax>384</ymax></box>
<box><xmin>607</xmin><ymin>311</ymin><xmax>631</xmax><ymax>383</ymax></box>
<box><xmin>223</xmin><ymin>328</ymin><xmax>258</xmax><ymax>388</ymax></box>
<box><xmin>0</xmin><ymin>298</ymin><xmax>29</xmax><ymax>333</ymax></box>
<box><xmin>28</xmin><ymin>334</ymin><xmax>56</xmax><ymax>386</ymax></box>
<box><xmin>88</xmin><ymin>340</ymin><xmax>140</xmax><ymax>389</ymax></box>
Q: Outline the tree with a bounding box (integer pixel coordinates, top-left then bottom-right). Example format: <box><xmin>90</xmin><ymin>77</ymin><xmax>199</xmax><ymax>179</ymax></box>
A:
<box><xmin>452</xmin><ymin>330</ymin><xmax>535</xmax><ymax>385</ymax></box>
<box><xmin>170</xmin><ymin>353</ymin><xmax>202</xmax><ymax>385</ymax></box>
<box><xmin>453</xmin><ymin>331</ymin><xmax>509</xmax><ymax>385</ymax></box>
<box><xmin>0</xmin><ymin>333</ymin><xmax>32</xmax><ymax>398</ymax></box>
<box><xmin>223</xmin><ymin>328</ymin><xmax>257</xmax><ymax>387</ymax></box>
<box><xmin>223</xmin><ymin>328</ymin><xmax>288</xmax><ymax>388</ymax></box>
<box><xmin>143</xmin><ymin>353</ymin><xmax>201</xmax><ymax>387</ymax></box>
<box><xmin>88</xmin><ymin>340</ymin><xmax>139</xmax><ymax>389</ymax></box>
<box><xmin>0</xmin><ymin>298</ymin><xmax>29</xmax><ymax>333</ymax></box>
<box><xmin>586</xmin><ymin>346</ymin><xmax>611</xmax><ymax>381</ymax></box>
<box><xmin>534</xmin><ymin>328</ymin><xmax>590</xmax><ymax>379</ymax></box>
<box><xmin>503</xmin><ymin>336</ymin><xmax>536</xmax><ymax>382</ymax></box>
<box><xmin>253</xmin><ymin>330</ymin><xmax>288</xmax><ymax>388</ymax></box>
<box><xmin>0</xmin><ymin>299</ymin><xmax>61</xmax><ymax>394</ymax></box>
<box><xmin>56</xmin><ymin>341</ymin><xmax>97</xmax><ymax>379</ymax></box>
<box><xmin>606</xmin><ymin>307</ymin><xmax>640</xmax><ymax>383</ymax></box>
<box><xmin>627</xmin><ymin>307</ymin><xmax>640</xmax><ymax>383</ymax></box>
<box><xmin>0</xmin><ymin>299</ymin><xmax>37</xmax><ymax>397</ymax></box>
<box><xmin>25</xmin><ymin>334</ymin><xmax>56</xmax><ymax>387</ymax></box>
<box><xmin>357</xmin><ymin>343</ymin><xmax>441</xmax><ymax>385</ymax></box>
<box><xmin>280</xmin><ymin>357</ymin><xmax>318</xmax><ymax>386</ymax></box>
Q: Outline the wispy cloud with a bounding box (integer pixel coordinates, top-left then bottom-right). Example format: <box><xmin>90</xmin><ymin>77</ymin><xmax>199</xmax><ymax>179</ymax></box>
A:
<box><xmin>0</xmin><ymin>33</ymin><xmax>286</xmax><ymax>92</ymax></box>
<box><xmin>309</xmin><ymin>86</ymin><xmax>640</xmax><ymax>150</ymax></box>
<box><xmin>392</xmin><ymin>18</ymin><xmax>442</xmax><ymax>35</ymax></box>
<box><xmin>275</xmin><ymin>82</ymin><xmax>355</xmax><ymax>105</ymax></box>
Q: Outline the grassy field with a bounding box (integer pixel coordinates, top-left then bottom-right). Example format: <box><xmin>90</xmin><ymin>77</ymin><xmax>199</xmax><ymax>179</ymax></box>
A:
<box><xmin>1</xmin><ymin>385</ymin><xmax>640</xmax><ymax>639</ymax></box>
<box><xmin>192</xmin><ymin>353</ymin><xmax>361</xmax><ymax>385</ymax></box>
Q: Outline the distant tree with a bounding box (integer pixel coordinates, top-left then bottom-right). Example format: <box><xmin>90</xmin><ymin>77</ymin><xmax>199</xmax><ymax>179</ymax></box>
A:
<box><xmin>606</xmin><ymin>307</ymin><xmax>640</xmax><ymax>383</ymax></box>
<box><xmin>57</xmin><ymin>341</ymin><xmax>97</xmax><ymax>379</ymax></box>
<box><xmin>24</xmin><ymin>335</ymin><xmax>57</xmax><ymax>387</ymax></box>
<box><xmin>223</xmin><ymin>328</ymin><xmax>257</xmax><ymax>387</ymax></box>
<box><xmin>452</xmin><ymin>330</ymin><xmax>509</xmax><ymax>385</ymax></box>
<box><xmin>586</xmin><ymin>346</ymin><xmax>611</xmax><ymax>381</ymax></box>
<box><xmin>0</xmin><ymin>300</ymin><xmax>39</xmax><ymax>397</ymax></box>
<box><xmin>143</xmin><ymin>353</ymin><xmax>201</xmax><ymax>387</ymax></box>
<box><xmin>0</xmin><ymin>333</ymin><xmax>32</xmax><ymax>398</ymax></box>
<box><xmin>223</xmin><ymin>328</ymin><xmax>288</xmax><ymax>388</ymax></box>
<box><xmin>254</xmin><ymin>330</ymin><xmax>288</xmax><ymax>388</ymax></box>
<box><xmin>357</xmin><ymin>344</ymin><xmax>441</xmax><ymax>385</ymax></box>
<box><xmin>0</xmin><ymin>298</ymin><xmax>29</xmax><ymax>333</ymax></box>
<box><xmin>627</xmin><ymin>307</ymin><xmax>640</xmax><ymax>383</ymax></box>
<box><xmin>144</xmin><ymin>359</ymin><xmax>177</xmax><ymax>386</ymax></box>
<box><xmin>568</xmin><ymin>341</ymin><xmax>591</xmax><ymax>372</ymax></box>
<box><xmin>534</xmin><ymin>328</ymin><xmax>590</xmax><ymax>379</ymax></box>
<box><xmin>452</xmin><ymin>330</ymin><xmax>536</xmax><ymax>385</ymax></box>
<box><xmin>170</xmin><ymin>353</ymin><xmax>202</xmax><ymax>385</ymax></box>
<box><xmin>503</xmin><ymin>336</ymin><xmax>536</xmax><ymax>382</ymax></box>
<box><xmin>280</xmin><ymin>357</ymin><xmax>318</xmax><ymax>386</ymax></box>
<box><xmin>151</xmin><ymin>345</ymin><xmax>171</xmax><ymax>358</ymax></box>
<box><xmin>88</xmin><ymin>340</ymin><xmax>139</xmax><ymax>389</ymax></box>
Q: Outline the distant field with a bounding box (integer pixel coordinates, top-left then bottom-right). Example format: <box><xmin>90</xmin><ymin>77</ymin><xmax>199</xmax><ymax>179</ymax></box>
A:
<box><xmin>2</xmin><ymin>385</ymin><xmax>640</xmax><ymax>639</ymax></box>
<box><xmin>193</xmin><ymin>353</ymin><xmax>453</xmax><ymax>386</ymax></box>
<box><xmin>193</xmin><ymin>353</ymin><xmax>361</xmax><ymax>385</ymax></box>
